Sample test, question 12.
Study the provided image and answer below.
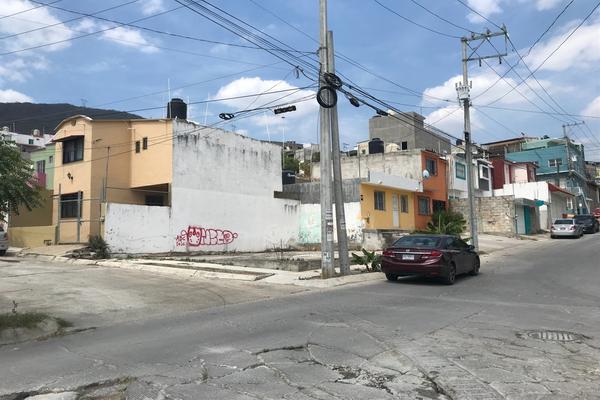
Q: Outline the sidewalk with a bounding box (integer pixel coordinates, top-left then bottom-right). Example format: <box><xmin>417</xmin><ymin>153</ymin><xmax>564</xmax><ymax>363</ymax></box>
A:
<box><xmin>15</xmin><ymin>233</ymin><xmax>549</xmax><ymax>289</ymax></box>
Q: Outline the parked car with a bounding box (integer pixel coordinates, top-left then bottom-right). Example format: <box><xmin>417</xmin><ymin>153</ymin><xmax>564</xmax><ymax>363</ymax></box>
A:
<box><xmin>550</xmin><ymin>219</ymin><xmax>585</xmax><ymax>238</ymax></box>
<box><xmin>574</xmin><ymin>214</ymin><xmax>600</xmax><ymax>234</ymax></box>
<box><xmin>382</xmin><ymin>234</ymin><xmax>480</xmax><ymax>285</ymax></box>
<box><xmin>0</xmin><ymin>226</ymin><xmax>8</xmax><ymax>256</ymax></box>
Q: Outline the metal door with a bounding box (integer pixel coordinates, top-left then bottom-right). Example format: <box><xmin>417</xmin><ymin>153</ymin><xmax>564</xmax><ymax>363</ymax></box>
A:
<box><xmin>392</xmin><ymin>194</ymin><xmax>400</xmax><ymax>227</ymax></box>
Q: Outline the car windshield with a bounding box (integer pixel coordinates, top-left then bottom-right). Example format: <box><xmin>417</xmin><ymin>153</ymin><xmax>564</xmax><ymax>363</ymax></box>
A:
<box><xmin>393</xmin><ymin>235</ymin><xmax>443</xmax><ymax>248</ymax></box>
<box><xmin>574</xmin><ymin>216</ymin><xmax>592</xmax><ymax>222</ymax></box>
<box><xmin>555</xmin><ymin>219</ymin><xmax>574</xmax><ymax>225</ymax></box>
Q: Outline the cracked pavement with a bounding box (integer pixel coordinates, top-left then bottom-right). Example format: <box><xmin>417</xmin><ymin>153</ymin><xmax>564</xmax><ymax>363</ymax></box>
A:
<box><xmin>1</xmin><ymin>233</ymin><xmax>599</xmax><ymax>399</ymax></box>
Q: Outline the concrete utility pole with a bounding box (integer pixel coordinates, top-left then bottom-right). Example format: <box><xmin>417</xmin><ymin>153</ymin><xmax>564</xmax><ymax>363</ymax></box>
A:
<box><xmin>457</xmin><ymin>29</ymin><xmax>507</xmax><ymax>251</ymax></box>
<box><xmin>327</xmin><ymin>30</ymin><xmax>350</xmax><ymax>275</ymax></box>
<box><xmin>318</xmin><ymin>0</ymin><xmax>335</xmax><ymax>278</ymax></box>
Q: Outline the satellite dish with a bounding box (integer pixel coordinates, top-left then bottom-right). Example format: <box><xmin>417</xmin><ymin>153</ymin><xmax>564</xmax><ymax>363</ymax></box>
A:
<box><xmin>422</xmin><ymin>170</ymin><xmax>430</xmax><ymax>180</ymax></box>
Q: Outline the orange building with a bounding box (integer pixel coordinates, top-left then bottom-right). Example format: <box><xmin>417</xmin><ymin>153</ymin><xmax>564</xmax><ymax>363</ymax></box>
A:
<box><xmin>415</xmin><ymin>150</ymin><xmax>449</xmax><ymax>230</ymax></box>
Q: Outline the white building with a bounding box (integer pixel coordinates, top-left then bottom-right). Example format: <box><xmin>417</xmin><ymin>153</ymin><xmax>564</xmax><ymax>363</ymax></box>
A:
<box><xmin>0</xmin><ymin>126</ymin><xmax>53</xmax><ymax>156</ymax></box>
<box><xmin>447</xmin><ymin>147</ymin><xmax>493</xmax><ymax>200</ymax></box>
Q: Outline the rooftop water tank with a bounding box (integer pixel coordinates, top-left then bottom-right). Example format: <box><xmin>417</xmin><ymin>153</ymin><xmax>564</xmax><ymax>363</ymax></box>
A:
<box><xmin>167</xmin><ymin>98</ymin><xmax>187</xmax><ymax>120</ymax></box>
<box><xmin>368</xmin><ymin>138</ymin><xmax>384</xmax><ymax>154</ymax></box>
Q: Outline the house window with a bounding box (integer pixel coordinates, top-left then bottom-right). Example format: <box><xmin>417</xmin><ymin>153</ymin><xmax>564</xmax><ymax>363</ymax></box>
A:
<box><xmin>426</xmin><ymin>158</ymin><xmax>437</xmax><ymax>175</ymax></box>
<box><xmin>374</xmin><ymin>191</ymin><xmax>385</xmax><ymax>211</ymax></box>
<box><xmin>480</xmin><ymin>165</ymin><xmax>490</xmax><ymax>179</ymax></box>
<box><xmin>135</xmin><ymin>141</ymin><xmax>141</xmax><ymax>153</ymax></box>
<box><xmin>418</xmin><ymin>196</ymin><xmax>430</xmax><ymax>215</ymax></box>
<box><xmin>548</xmin><ymin>158</ymin><xmax>562</xmax><ymax>167</ymax></box>
<box><xmin>400</xmin><ymin>195</ymin><xmax>409</xmax><ymax>213</ymax></box>
<box><xmin>401</xmin><ymin>141</ymin><xmax>408</xmax><ymax>150</ymax></box>
<box><xmin>566</xmin><ymin>198</ymin><xmax>574</xmax><ymax>210</ymax></box>
<box><xmin>433</xmin><ymin>200</ymin><xmax>446</xmax><ymax>212</ymax></box>
<box><xmin>142</xmin><ymin>137</ymin><xmax>148</xmax><ymax>150</ymax></box>
<box><xmin>455</xmin><ymin>162</ymin><xmax>466</xmax><ymax>180</ymax></box>
<box><xmin>145</xmin><ymin>195</ymin><xmax>164</xmax><ymax>206</ymax></box>
<box><xmin>48</xmin><ymin>155</ymin><xmax>53</xmax><ymax>164</ymax></box>
<box><xmin>479</xmin><ymin>165</ymin><xmax>491</xmax><ymax>191</ymax></box>
<box><xmin>28</xmin><ymin>139</ymin><xmax>34</xmax><ymax>145</ymax></box>
<box><xmin>62</xmin><ymin>137</ymin><xmax>84</xmax><ymax>164</ymax></box>
<box><xmin>60</xmin><ymin>192</ymin><xmax>82</xmax><ymax>219</ymax></box>
<box><xmin>36</xmin><ymin>160</ymin><xmax>45</xmax><ymax>173</ymax></box>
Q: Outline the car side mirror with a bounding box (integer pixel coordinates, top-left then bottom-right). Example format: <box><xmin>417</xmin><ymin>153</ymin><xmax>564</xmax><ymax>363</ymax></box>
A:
<box><xmin>468</xmin><ymin>245</ymin><xmax>475</xmax><ymax>251</ymax></box>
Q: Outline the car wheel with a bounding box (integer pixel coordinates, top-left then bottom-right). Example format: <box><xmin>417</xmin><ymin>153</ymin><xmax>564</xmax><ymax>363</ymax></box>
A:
<box><xmin>0</xmin><ymin>250</ymin><xmax>5</xmax><ymax>256</ymax></box>
<box><xmin>469</xmin><ymin>257</ymin><xmax>480</xmax><ymax>276</ymax></box>
<box><xmin>385</xmin><ymin>273</ymin><xmax>397</xmax><ymax>282</ymax></box>
<box><xmin>443</xmin><ymin>264</ymin><xmax>456</xmax><ymax>285</ymax></box>
<box><xmin>551</xmin><ymin>235</ymin><xmax>556</xmax><ymax>239</ymax></box>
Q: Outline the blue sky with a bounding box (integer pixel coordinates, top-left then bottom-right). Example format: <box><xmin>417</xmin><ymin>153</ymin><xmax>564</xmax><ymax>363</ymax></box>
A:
<box><xmin>1</xmin><ymin>0</ymin><xmax>599</xmax><ymax>160</ymax></box>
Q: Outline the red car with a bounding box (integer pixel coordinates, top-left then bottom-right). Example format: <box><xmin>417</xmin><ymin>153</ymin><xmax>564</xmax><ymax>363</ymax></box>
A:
<box><xmin>382</xmin><ymin>234</ymin><xmax>480</xmax><ymax>285</ymax></box>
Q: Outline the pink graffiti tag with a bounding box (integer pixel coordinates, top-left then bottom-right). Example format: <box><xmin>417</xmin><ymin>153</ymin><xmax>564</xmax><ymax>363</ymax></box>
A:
<box><xmin>175</xmin><ymin>226</ymin><xmax>239</xmax><ymax>247</ymax></box>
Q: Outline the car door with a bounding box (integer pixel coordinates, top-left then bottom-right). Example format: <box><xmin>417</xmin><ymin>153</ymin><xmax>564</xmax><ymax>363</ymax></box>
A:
<box><xmin>456</xmin><ymin>238</ymin><xmax>476</xmax><ymax>271</ymax></box>
<box><xmin>446</xmin><ymin>238</ymin><xmax>466</xmax><ymax>272</ymax></box>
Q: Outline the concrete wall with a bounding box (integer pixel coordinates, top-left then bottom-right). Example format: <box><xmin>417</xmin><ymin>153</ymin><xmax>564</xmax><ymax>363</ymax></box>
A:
<box><xmin>8</xmin><ymin>226</ymin><xmax>55</xmax><ymax>248</ymax></box>
<box><xmin>104</xmin><ymin>203</ymin><xmax>172</xmax><ymax>254</ymax></box>
<box><xmin>298</xmin><ymin>202</ymin><xmax>363</xmax><ymax>244</ymax></box>
<box><xmin>170</xmin><ymin>122</ymin><xmax>300</xmax><ymax>252</ymax></box>
<box><xmin>368</xmin><ymin>113</ymin><xmax>451</xmax><ymax>154</ymax></box>
<box><xmin>450</xmin><ymin>196</ymin><xmax>517</xmax><ymax>236</ymax></box>
<box><xmin>9</xmin><ymin>189</ymin><xmax>53</xmax><ymax>227</ymax></box>
<box><xmin>282</xmin><ymin>179</ymin><xmax>361</xmax><ymax>204</ymax></box>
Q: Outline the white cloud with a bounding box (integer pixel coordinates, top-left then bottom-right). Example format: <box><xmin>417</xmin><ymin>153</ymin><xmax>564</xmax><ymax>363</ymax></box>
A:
<box><xmin>140</xmin><ymin>0</ymin><xmax>165</xmax><ymax>15</ymax></box>
<box><xmin>0</xmin><ymin>89</ymin><xmax>33</xmax><ymax>102</ymax></box>
<box><xmin>524</xmin><ymin>19</ymin><xmax>600</xmax><ymax>71</ymax></box>
<box><xmin>422</xmin><ymin>71</ymin><xmax>559</xmax><ymax>108</ymax></box>
<box><xmin>534</xmin><ymin>0</ymin><xmax>562</xmax><ymax>11</ymax></box>
<box><xmin>100</xmin><ymin>26</ymin><xmax>159</xmax><ymax>53</ymax></box>
<box><xmin>0</xmin><ymin>0</ymin><xmax>74</xmax><ymax>53</ymax></box>
<box><xmin>466</xmin><ymin>0</ymin><xmax>503</xmax><ymax>23</ymax></box>
<box><xmin>215</xmin><ymin>77</ymin><xmax>318</xmax><ymax>127</ymax></box>
<box><xmin>73</xmin><ymin>18</ymin><xmax>97</xmax><ymax>34</ymax></box>
<box><xmin>0</xmin><ymin>57</ymin><xmax>48</xmax><ymax>84</ymax></box>
<box><xmin>582</xmin><ymin>96</ymin><xmax>600</xmax><ymax>117</ymax></box>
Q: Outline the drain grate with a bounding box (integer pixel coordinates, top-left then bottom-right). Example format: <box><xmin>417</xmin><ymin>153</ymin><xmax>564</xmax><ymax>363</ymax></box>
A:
<box><xmin>521</xmin><ymin>330</ymin><xmax>587</xmax><ymax>342</ymax></box>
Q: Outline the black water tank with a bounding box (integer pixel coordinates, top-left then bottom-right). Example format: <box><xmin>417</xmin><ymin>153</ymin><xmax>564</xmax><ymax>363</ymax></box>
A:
<box><xmin>282</xmin><ymin>170</ymin><xmax>296</xmax><ymax>185</ymax></box>
<box><xmin>368</xmin><ymin>138</ymin><xmax>384</xmax><ymax>154</ymax></box>
<box><xmin>167</xmin><ymin>98</ymin><xmax>187</xmax><ymax>119</ymax></box>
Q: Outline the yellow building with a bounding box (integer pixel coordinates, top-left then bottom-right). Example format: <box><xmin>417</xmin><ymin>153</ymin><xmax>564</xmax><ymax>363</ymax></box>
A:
<box><xmin>52</xmin><ymin>115</ymin><xmax>174</xmax><ymax>243</ymax></box>
<box><xmin>360</xmin><ymin>183</ymin><xmax>416</xmax><ymax>231</ymax></box>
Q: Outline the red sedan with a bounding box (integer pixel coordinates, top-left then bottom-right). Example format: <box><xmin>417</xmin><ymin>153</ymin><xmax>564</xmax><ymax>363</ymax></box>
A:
<box><xmin>382</xmin><ymin>234</ymin><xmax>480</xmax><ymax>285</ymax></box>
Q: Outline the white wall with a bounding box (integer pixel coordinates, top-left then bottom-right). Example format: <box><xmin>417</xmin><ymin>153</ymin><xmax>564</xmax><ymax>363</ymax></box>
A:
<box><xmin>298</xmin><ymin>202</ymin><xmax>363</xmax><ymax>244</ymax></box>
<box><xmin>170</xmin><ymin>121</ymin><xmax>300</xmax><ymax>252</ymax></box>
<box><xmin>104</xmin><ymin>203</ymin><xmax>172</xmax><ymax>253</ymax></box>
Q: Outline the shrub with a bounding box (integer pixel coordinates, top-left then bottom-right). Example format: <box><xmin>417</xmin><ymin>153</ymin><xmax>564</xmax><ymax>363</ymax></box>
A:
<box><xmin>426</xmin><ymin>210</ymin><xmax>467</xmax><ymax>235</ymax></box>
<box><xmin>88</xmin><ymin>235</ymin><xmax>109</xmax><ymax>259</ymax></box>
<box><xmin>351</xmin><ymin>249</ymin><xmax>381</xmax><ymax>272</ymax></box>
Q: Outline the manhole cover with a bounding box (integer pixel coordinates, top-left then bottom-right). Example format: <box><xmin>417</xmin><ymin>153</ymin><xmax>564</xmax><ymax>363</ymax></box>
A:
<box><xmin>521</xmin><ymin>330</ymin><xmax>587</xmax><ymax>342</ymax></box>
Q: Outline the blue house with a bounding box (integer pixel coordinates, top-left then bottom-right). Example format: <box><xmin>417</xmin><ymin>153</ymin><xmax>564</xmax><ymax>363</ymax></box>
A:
<box><xmin>505</xmin><ymin>138</ymin><xmax>591</xmax><ymax>213</ymax></box>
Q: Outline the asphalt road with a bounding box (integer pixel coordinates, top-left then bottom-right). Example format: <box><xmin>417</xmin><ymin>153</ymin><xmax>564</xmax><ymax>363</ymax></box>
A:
<box><xmin>1</xmin><ymin>234</ymin><xmax>599</xmax><ymax>399</ymax></box>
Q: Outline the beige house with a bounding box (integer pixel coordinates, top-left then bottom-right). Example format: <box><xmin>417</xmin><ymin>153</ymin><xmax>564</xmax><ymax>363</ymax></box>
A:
<box><xmin>52</xmin><ymin>115</ymin><xmax>174</xmax><ymax>243</ymax></box>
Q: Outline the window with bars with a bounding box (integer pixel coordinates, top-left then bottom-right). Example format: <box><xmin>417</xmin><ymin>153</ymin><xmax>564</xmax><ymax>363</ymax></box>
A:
<box><xmin>62</xmin><ymin>137</ymin><xmax>84</xmax><ymax>164</ymax></box>
<box><xmin>60</xmin><ymin>192</ymin><xmax>82</xmax><ymax>219</ymax></box>
<box><xmin>374</xmin><ymin>191</ymin><xmax>385</xmax><ymax>211</ymax></box>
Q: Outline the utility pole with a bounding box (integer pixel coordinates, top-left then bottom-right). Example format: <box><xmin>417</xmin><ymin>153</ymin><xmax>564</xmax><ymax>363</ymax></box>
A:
<box><xmin>457</xmin><ymin>29</ymin><xmax>507</xmax><ymax>251</ymax></box>
<box><xmin>327</xmin><ymin>30</ymin><xmax>350</xmax><ymax>275</ymax></box>
<box><xmin>318</xmin><ymin>0</ymin><xmax>335</xmax><ymax>278</ymax></box>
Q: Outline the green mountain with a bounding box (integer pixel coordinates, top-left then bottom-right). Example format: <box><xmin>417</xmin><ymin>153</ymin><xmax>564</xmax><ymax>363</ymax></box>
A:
<box><xmin>0</xmin><ymin>102</ymin><xmax>143</xmax><ymax>135</ymax></box>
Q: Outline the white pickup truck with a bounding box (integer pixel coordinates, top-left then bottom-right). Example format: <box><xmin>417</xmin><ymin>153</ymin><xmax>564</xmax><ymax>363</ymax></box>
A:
<box><xmin>0</xmin><ymin>226</ymin><xmax>8</xmax><ymax>256</ymax></box>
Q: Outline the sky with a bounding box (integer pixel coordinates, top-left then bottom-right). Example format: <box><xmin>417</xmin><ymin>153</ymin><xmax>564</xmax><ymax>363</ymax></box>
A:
<box><xmin>1</xmin><ymin>0</ymin><xmax>599</xmax><ymax>160</ymax></box>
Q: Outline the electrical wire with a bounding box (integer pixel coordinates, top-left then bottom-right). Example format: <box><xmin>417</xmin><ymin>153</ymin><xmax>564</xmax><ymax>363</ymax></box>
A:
<box><xmin>27</xmin><ymin>0</ymin><xmax>313</xmax><ymax>54</ymax></box>
<box><xmin>0</xmin><ymin>0</ymin><xmax>62</xmax><ymax>20</ymax></box>
<box><xmin>372</xmin><ymin>0</ymin><xmax>461</xmax><ymax>39</ymax></box>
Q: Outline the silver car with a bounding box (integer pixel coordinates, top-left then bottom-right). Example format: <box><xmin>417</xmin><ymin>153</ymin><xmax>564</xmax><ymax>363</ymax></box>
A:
<box><xmin>0</xmin><ymin>226</ymin><xmax>7</xmax><ymax>256</ymax></box>
<box><xmin>551</xmin><ymin>218</ymin><xmax>584</xmax><ymax>238</ymax></box>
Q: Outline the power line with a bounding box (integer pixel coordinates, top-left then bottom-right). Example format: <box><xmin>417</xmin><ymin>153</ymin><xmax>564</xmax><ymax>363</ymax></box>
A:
<box><xmin>483</xmin><ymin>1</ymin><xmax>600</xmax><ymax>106</ymax></box>
<box><xmin>408</xmin><ymin>0</ymin><xmax>474</xmax><ymax>32</ymax></box>
<box><xmin>0</xmin><ymin>0</ymin><xmax>139</xmax><ymax>41</ymax></box>
<box><xmin>454</xmin><ymin>0</ymin><xmax>503</xmax><ymax>30</ymax></box>
<box><xmin>27</xmin><ymin>0</ymin><xmax>313</xmax><ymax>54</ymax></box>
<box><xmin>372</xmin><ymin>0</ymin><xmax>461</xmax><ymax>39</ymax></box>
<box><xmin>0</xmin><ymin>0</ymin><xmax>62</xmax><ymax>20</ymax></box>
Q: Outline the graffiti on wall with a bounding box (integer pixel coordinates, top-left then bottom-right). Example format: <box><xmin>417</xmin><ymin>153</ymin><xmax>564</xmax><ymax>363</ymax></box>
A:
<box><xmin>175</xmin><ymin>225</ymin><xmax>239</xmax><ymax>247</ymax></box>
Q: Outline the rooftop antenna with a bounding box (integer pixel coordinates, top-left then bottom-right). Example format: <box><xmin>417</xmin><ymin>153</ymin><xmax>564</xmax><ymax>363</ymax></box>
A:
<box><xmin>203</xmin><ymin>93</ymin><xmax>209</xmax><ymax>126</ymax></box>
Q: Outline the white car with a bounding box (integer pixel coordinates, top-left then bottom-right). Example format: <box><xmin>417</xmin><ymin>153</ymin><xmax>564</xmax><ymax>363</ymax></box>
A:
<box><xmin>0</xmin><ymin>226</ymin><xmax>7</xmax><ymax>256</ymax></box>
<box><xmin>550</xmin><ymin>218</ymin><xmax>584</xmax><ymax>239</ymax></box>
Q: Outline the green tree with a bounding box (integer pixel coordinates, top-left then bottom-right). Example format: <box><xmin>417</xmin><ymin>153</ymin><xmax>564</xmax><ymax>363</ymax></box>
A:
<box><xmin>0</xmin><ymin>139</ymin><xmax>42</xmax><ymax>221</ymax></box>
<box><xmin>283</xmin><ymin>156</ymin><xmax>300</xmax><ymax>173</ymax></box>
<box><xmin>426</xmin><ymin>210</ymin><xmax>467</xmax><ymax>235</ymax></box>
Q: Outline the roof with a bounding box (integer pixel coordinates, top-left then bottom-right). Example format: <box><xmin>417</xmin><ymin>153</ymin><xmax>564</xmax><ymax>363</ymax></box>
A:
<box><xmin>54</xmin><ymin>114</ymin><xmax>165</xmax><ymax>131</ymax></box>
<box><xmin>482</xmin><ymin>136</ymin><xmax>538</xmax><ymax>146</ymax></box>
<box><xmin>548</xmin><ymin>183</ymin><xmax>574</xmax><ymax>197</ymax></box>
